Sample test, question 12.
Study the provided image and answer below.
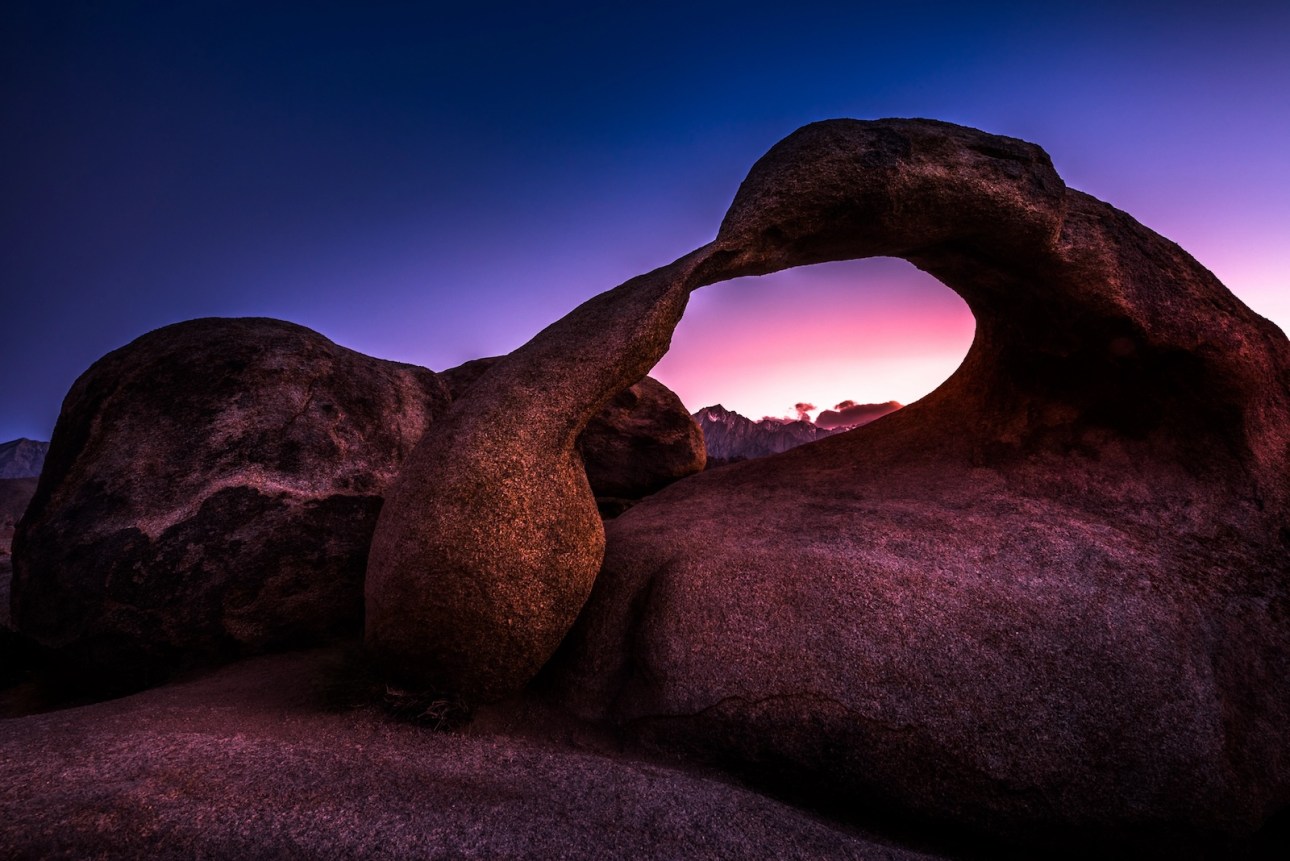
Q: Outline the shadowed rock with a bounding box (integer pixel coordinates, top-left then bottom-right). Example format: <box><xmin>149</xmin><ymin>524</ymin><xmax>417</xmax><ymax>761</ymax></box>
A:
<box><xmin>0</xmin><ymin>477</ymin><xmax>37</xmax><ymax>559</ymax></box>
<box><xmin>0</xmin><ymin>479</ymin><xmax>37</xmax><ymax>687</ymax></box>
<box><xmin>442</xmin><ymin>356</ymin><xmax>705</xmax><ymax>500</ymax></box>
<box><xmin>12</xmin><ymin>318</ymin><xmax>451</xmax><ymax>687</ymax></box>
<box><xmin>368</xmin><ymin>118</ymin><xmax>1290</xmax><ymax>841</ymax></box>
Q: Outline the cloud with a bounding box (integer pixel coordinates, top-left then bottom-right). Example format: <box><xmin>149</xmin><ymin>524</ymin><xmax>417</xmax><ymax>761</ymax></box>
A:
<box><xmin>814</xmin><ymin>400</ymin><xmax>902</xmax><ymax>430</ymax></box>
<box><xmin>793</xmin><ymin>402</ymin><xmax>815</xmax><ymax>421</ymax></box>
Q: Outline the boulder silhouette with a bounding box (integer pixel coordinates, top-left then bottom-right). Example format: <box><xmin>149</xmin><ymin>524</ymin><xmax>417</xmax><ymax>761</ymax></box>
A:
<box><xmin>367</xmin><ymin>118</ymin><xmax>1290</xmax><ymax>842</ymax></box>
<box><xmin>12</xmin><ymin>318</ymin><xmax>451</xmax><ymax>686</ymax></box>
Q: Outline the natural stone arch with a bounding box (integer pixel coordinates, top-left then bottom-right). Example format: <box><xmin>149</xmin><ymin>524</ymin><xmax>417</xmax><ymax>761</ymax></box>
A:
<box><xmin>364</xmin><ymin>117</ymin><xmax>1290</xmax><ymax>704</ymax></box>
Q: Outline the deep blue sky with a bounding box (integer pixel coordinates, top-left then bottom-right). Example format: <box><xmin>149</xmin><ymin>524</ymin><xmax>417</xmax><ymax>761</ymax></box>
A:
<box><xmin>3</xmin><ymin>1</ymin><xmax>1287</xmax><ymax>440</ymax></box>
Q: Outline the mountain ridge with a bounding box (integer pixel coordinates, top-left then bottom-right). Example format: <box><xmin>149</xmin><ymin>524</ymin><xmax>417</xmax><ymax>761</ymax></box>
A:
<box><xmin>0</xmin><ymin>439</ymin><xmax>48</xmax><ymax>479</ymax></box>
<box><xmin>692</xmin><ymin>402</ymin><xmax>901</xmax><ymax>463</ymax></box>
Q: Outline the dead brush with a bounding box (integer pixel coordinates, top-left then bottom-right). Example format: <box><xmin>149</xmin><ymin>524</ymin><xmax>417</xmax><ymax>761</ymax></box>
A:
<box><xmin>381</xmin><ymin>684</ymin><xmax>471</xmax><ymax>730</ymax></box>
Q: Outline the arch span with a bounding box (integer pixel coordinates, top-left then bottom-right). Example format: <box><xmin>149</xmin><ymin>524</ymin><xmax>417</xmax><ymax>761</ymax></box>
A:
<box><xmin>364</xmin><ymin>118</ymin><xmax>1290</xmax><ymax>703</ymax></box>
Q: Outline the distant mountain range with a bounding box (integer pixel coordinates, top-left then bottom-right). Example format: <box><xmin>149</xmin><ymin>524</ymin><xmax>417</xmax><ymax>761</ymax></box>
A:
<box><xmin>692</xmin><ymin>402</ymin><xmax>901</xmax><ymax>463</ymax></box>
<box><xmin>0</xmin><ymin>439</ymin><xmax>48</xmax><ymax>479</ymax></box>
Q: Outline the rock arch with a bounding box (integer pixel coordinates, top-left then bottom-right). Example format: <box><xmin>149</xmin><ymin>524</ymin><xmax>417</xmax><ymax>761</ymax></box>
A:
<box><xmin>365</xmin><ymin>116</ymin><xmax>1289</xmax><ymax>713</ymax></box>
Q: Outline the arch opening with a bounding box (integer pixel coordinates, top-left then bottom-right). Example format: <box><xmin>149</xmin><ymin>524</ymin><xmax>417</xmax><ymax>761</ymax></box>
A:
<box><xmin>650</xmin><ymin>256</ymin><xmax>976</xmax><ymax>428</ymax></box>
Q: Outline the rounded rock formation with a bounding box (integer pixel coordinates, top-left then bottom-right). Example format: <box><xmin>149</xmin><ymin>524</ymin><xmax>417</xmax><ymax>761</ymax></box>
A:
<box><xmin>367</xmin><ymin>118</ymin><xmax>1290</xmax><ymax>843</ymax></box>
<box><xmin>12</xmin><ymin>317</ymin><xmax>450</xmax><ymax>686</ymax></box>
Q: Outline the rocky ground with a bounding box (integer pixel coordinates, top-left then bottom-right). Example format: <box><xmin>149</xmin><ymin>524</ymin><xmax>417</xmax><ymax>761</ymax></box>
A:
<box><xmin>1</xmin><ymin>646</ymin><xmax>949</xmax><ymax>861</ymax></box>
<box><xmin>2</xmin><ymin>643</ymin><xmax>1285</xmax><ymax>859</ymax></box>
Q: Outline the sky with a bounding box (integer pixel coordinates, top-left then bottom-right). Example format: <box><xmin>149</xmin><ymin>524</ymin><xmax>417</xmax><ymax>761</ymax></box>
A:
<box><xmin>2</xmin><ymin>1</ymin><xmax>1287</xmax><ymax>441</ymax></box>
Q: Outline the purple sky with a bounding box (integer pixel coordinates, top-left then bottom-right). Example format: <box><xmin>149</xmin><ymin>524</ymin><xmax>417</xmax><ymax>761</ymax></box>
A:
<box><xmin>3</xmin><ymin>1</ymin><xmax>1287</xmax><ymax>440</ymax></box>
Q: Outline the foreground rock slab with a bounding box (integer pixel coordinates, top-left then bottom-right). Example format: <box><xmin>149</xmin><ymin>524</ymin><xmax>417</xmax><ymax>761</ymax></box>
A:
<box><xmin>369</xmin><ymin>118</ymin><xmax>1290</xmax><ymax>841</ymax></box>
<box><xmin>0</xmin><ymin>647</ymin><xmax>937</xmax><ymax>861</ymax></box>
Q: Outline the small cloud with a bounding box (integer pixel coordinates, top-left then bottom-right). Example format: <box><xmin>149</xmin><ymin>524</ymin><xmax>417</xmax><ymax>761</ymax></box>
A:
<box><xmin>793</xmin><ymin>402</ymin><xmax>815</xmax><ymax>421</ymax></box>
<box><xmin>814</xmin><ymin>400</ymin><xmax>902</xmax><ymax>430</ymax></box>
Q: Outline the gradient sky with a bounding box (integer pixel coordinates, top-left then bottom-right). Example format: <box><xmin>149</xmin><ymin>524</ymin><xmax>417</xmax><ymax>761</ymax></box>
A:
<box><xmin>3</xmin><ymin>1</ymin><xmax>1287</xmax><ymax>440</ymax></box>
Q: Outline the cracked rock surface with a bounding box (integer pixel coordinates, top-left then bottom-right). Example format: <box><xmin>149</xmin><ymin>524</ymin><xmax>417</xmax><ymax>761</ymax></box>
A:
<box><xmin>369</xmin><ymin>118</ymin><xmax>1290</xmax><ymax>840</ymax></box>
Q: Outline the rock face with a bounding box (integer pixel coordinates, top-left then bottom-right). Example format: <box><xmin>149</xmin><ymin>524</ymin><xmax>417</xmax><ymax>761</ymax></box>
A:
<box><xmin>443</xmin><ymin>356</ymin><xmax>704</xmax><ymax>499</ymax></box>
<box><xmin>12</xmin><ymin>318</ymin><xmax>450</xmax><ymax>686</ymax></box>
<box><xmin>0</xmin><ymin>438</ymin><xmax>47</xmax><ymax>479</ymax></box>
<box><xmin>368</xmin><ymin>117</ymin><xmax>1290</xmax><ymax>844</ymax></box>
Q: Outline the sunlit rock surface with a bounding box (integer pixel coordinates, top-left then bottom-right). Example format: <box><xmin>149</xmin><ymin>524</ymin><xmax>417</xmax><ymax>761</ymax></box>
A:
<box><xmin>443</xmin><ymin>355</ymin><xmax>705</xmax><ymax>500</ymax></box>
<box><xmin>370</xmin><ymin>118</ymin><xmax>1290</xmax><ymax>843</ymax></box>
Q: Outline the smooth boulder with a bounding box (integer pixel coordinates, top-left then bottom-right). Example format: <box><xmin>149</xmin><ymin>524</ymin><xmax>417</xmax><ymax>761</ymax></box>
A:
<box><xmin>12</xmin><ymin>317</ymin><xmax>450</xmax><ymax>686</ymax></box>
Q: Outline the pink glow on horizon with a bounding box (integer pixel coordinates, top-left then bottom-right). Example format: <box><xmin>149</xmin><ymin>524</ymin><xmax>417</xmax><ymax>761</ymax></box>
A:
<box><xmin>650</xmin><ymin>258</ymin><xmax>977</xmax><ymax>422</ymax></box>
